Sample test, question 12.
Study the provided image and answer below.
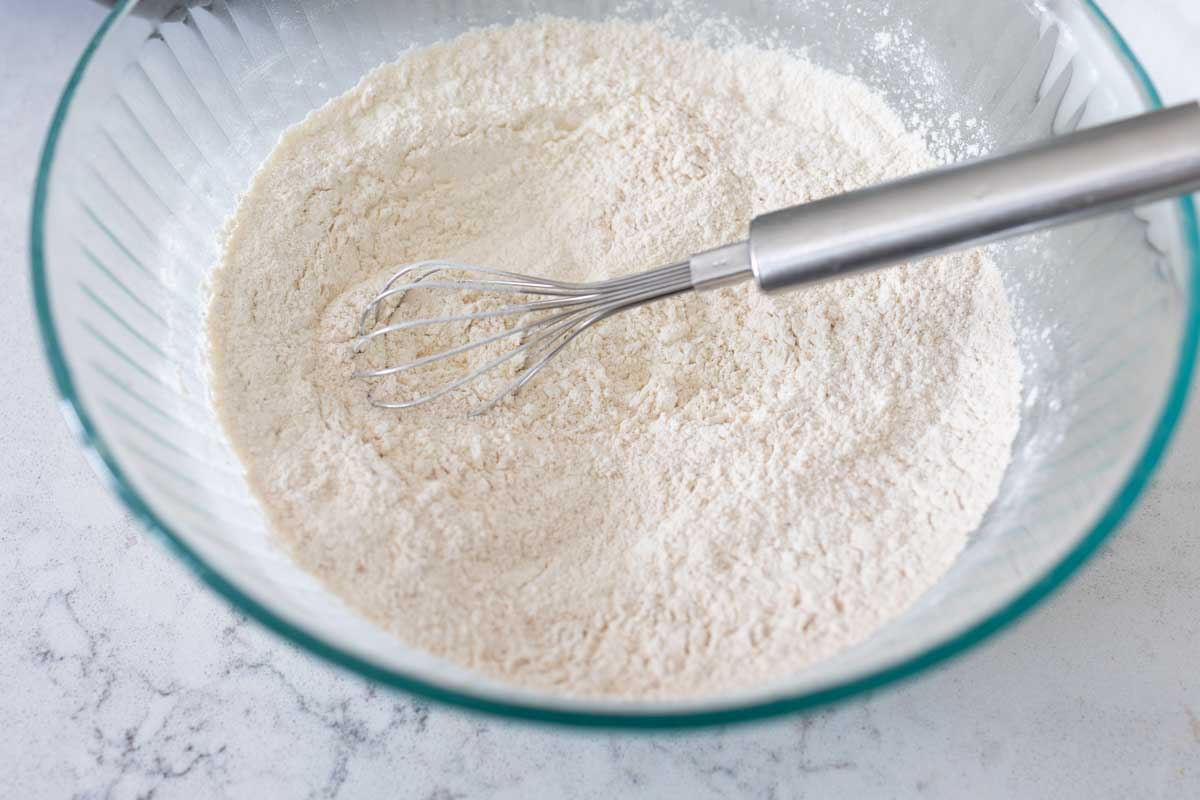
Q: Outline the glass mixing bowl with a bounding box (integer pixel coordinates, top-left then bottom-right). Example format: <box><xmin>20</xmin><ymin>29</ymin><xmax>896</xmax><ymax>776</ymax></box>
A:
<box><xmin>32</xmin><ymin>0</ymin><xmax>1199</xmax><ymax>727</ymax></box>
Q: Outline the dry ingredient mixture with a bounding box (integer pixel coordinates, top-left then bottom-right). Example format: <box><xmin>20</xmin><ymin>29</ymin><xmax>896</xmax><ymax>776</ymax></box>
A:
<box><xmin>208</xmin><ymin>17</ymin><xmax>1021</xmax><ymax>699</ymax></box>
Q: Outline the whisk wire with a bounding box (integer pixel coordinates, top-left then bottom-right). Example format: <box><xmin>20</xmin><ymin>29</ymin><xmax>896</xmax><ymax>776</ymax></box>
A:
<box><xmin>365</xmin><ymin>301</ymin><xmax>600</xmax><ymax>410</ymax></box>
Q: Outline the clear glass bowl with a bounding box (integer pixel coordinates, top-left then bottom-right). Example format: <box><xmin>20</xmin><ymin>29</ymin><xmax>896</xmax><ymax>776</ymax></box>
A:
<box><xmin>32</xmin><ymin>0</ymin><xmax>1199</xmax><ymax>727</ymax></box>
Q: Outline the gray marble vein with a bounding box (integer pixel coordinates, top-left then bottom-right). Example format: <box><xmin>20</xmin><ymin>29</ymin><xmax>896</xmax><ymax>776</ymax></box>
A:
<box><xmin>2</xmin><ymin>1</ymin><xmax>1199</xmax><ymax>798</ymax></box>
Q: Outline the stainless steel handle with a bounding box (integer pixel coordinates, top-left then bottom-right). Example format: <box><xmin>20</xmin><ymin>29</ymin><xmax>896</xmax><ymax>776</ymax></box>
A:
<box><xmin>745</xmin><ymin>102</ymin><xmax>1200</xmax><ymax>294</ymax></box>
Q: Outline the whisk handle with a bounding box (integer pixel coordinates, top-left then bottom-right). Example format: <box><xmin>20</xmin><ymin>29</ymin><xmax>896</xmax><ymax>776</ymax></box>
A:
<box><xmin>745</xmin><ymin>102</ymin><xmax>1200</xmax><ymax>294</ymax></box>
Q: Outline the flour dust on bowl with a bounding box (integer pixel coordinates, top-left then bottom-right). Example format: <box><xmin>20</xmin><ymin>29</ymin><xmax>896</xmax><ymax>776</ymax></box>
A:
<box><xmin>33</xmin><ymin>0</ymin><xmax>1199</xmax><ymax>726</ymax></box>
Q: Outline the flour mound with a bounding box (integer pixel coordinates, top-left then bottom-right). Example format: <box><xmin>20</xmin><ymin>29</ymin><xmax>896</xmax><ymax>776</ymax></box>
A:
<box><xmin>208</xmin><ymin>17</ymin><xmax>1021</xmax><ymax>699</ymax></box>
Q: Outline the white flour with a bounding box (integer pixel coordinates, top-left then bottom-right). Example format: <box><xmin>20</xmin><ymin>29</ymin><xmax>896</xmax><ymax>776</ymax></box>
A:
<box><xmin>208</xmin><ymin>17</ymin><xmax>1021</xmax><ymax>698</ymax></box>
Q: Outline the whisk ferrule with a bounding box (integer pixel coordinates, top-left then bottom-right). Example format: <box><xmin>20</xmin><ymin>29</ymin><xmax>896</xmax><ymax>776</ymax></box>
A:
<box><xmin>688</xmin><ymin>240</ymin><xmax>752</xmax><ymax>291</ymax></box>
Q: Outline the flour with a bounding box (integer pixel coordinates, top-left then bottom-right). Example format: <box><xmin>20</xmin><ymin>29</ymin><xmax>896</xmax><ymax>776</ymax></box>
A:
<box><xmin>208</xmin><ymin>17</ymin><xmax>1021</xmax><ymax>699</ymax></box>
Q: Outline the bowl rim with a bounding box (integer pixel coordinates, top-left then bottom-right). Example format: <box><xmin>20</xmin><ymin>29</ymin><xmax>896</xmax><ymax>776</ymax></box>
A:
<box><xmin>29</xmin><ymin>0</ymin><xmax>1200</xmax><ymax>729</ymax></box>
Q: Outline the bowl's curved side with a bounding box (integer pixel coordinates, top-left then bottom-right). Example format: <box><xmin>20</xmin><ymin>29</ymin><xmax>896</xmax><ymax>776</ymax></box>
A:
<box><xmin>29</xmin><ymin>0</ymin><xmax>1200</xmax><ymax>728</ymax></box>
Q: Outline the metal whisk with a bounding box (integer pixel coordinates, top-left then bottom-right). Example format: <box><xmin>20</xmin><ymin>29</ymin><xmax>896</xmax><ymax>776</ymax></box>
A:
<box><xmin>354</xmin><ymin>104</ymin><xmax>1200</xmax><ymax>415</ymax></box>
<box><xmin>353</xmin><ymin>259</ymin><xmax>695</xmax><ymax>415</ymax></box>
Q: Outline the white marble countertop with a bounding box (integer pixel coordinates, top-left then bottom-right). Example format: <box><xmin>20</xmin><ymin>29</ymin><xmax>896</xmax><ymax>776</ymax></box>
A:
<box><xmin>2</xmin><ymin>1</ymin><xmax>1199</xmax><ymax>797</ymax></box>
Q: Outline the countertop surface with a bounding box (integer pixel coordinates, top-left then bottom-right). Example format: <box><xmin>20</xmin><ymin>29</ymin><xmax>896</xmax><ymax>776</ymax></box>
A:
<box><xmin>3</xmin><ymin>2</ymin><xmax>1200</xmax><ymax>797</ymax></box>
